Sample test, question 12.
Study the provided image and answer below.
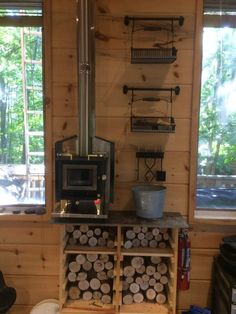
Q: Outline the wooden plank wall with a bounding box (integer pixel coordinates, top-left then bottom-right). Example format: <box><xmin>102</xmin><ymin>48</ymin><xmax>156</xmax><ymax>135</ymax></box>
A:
<box><xmin>0</xmin><ymin>1</ymin><xmax>234</xmax><ymax>314</ymax></box>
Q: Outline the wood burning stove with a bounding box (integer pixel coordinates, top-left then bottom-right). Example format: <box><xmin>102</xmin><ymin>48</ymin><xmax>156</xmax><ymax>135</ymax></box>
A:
<box><xmin>53</xmin><ymin>136</ymin><xmax>114</xmax><ymax>219</ymax></box>
<box><xmin>52</xmin><ymin>0</ymin><xmax>115</xmax><ymax>219</ymax></box>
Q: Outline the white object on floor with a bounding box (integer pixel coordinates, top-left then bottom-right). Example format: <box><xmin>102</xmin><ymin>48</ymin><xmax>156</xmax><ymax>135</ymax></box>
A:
<box><xmin>30</xmin><ymin>299</ymin><xmax>59</xmax><ymax>314</ymax></box>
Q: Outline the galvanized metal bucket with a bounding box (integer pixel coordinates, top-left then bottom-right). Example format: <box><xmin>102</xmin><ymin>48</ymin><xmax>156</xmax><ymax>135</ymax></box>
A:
<box><xmin>132</xmin><ymin>185</ymin><xmax>166</xmax><ymax>219</ymax></box>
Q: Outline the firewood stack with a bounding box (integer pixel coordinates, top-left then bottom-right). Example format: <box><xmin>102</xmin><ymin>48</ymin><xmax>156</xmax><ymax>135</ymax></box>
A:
<box><xmin>123</xmin><ymin>227</ymin><xmax>170</xmax><ymax>249</ymax></box>
<box><xmin>67</xmin><ymin>253</ymin><xmax>114</xmax><ymax>304</ymax></box>
<box><xmin>122</xmin><ymin>256</ymin><xmax>168</xmax><ymax>305</ymax></box>
<box><xmin>66</xmin><ymin>225</ymin><xmax>116</xmax><ymax>248</ymax></box>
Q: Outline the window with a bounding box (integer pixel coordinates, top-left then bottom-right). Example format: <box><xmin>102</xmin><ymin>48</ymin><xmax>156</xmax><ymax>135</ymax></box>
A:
<box><xmin>191</xmin><ymin>0</ymin><xmax>236</xmax><ymax>220</ymax></box>
<box><xmin>0</xmin><ymin>1</ymin><xmax>45</xmax><ymax>213</ymax></box>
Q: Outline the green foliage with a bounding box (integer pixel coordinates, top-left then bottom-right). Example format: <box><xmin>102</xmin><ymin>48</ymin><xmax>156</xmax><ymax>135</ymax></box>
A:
<box><xmin>0</xmin><ymin>26</ymin><xmax>44</xmax><ymax>165</ymax></box>
<box><xmin>198</xmin><ymin>27</ymin><xmax>236</xmax><ymax>175</ymax></box>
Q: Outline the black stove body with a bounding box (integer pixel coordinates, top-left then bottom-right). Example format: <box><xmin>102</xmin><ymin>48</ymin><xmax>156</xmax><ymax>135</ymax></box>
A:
<box><xmin>53</xmin><ymin>136</ymin><xmax>114</xmax><ymax>219</ymax></box>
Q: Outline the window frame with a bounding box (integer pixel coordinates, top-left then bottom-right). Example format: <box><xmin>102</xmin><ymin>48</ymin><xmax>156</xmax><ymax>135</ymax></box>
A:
<box><xmin>189</xmin><ymin>0</ymin><xmax>236</xmax><ymax>224</ymax></box>
<box><xmin>0</xmin><ymin>0</ymin><xmax>52</xmax><ymax>220</ymax></box>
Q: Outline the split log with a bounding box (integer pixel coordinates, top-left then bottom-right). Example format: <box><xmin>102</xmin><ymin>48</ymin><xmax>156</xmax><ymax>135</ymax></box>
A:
<box><xmin>77</xmin><ymin>272</ymin><xmax>87</xmax><ymax>281</ymax></box>
<box><xmin>149</xmin><ymin>239</ymin><xmax>158</xmax><ymax>248</ymax></box>
<box><xmin>107</xmin><ymin>239</ymin><xmax>115</xmax><ymax>249</ymax></box>
<box><xmin>98</xmin><ymin>237</ymin><xmax>106</xmax><ymax>247</ymax></box>
<box><xmin>66</xmin><ymin>225</ymin><xmax>74</xmax><ymax>233</ymax></box>
<box><xmin>87</xmin><ymin>229</ymin><xmax>94</xmax><ymax>238</ymax></box>
<box><xmin>160</xmin><ymin>275</ymin><xmax>168</xmax><ymax>285</ymax></box>
<box><xmin>151</xmin><ymin>228</ymin><xmax>160</xmax><ymax>236</ymax></box>
<box><xmin>88</xmin><ymin>236</ymin><xmax>98</xmax><ymax>247</ymax></box>
<box><xmin>75</xmin><ymin>254</ymin><xmax>86</xmax><ymax>265</ymax></box>
<box><xmin>149</xmin><ymin>278</ymin><xmax>156</xmax><ymax>287</ymax></box>
<box><xmin>133</xmin><ymin>292</ymin><xmax>144</xmax><ymax>304</ymax></box>
<box><xmin>156</xmin><ymin>293</ymin><xmax>167</xmax><ymax>304</ymax></box>
<box><xmin>105</xmin><ymin>261</ymin><xmax>113</xmax><ymax>271</ymax></box>
<box><xmin>151</xmin><ymin>256</ymin><xmax>162</xmax><ymax>264</ymax></box>
<box><xmin>153</xmin><ymin>271</ymin><xmax>161</xmax><ymax>281</ymax></box>
<box><xmin>158</xmin><ymin>241</ymin><xmax>167</xmax><ymax>249</ymax></box>
<box><xmin>100</xmin><ymin>283</ymin><xmax>111</xmax><ymax>294</ymax></box>
<box><xmin>90</xmin><ymin>278</ymin><xmax>101</xmax><ymax>290</ymax></box>
<box><xmin>140</xmin><ymin>238</ymin><xmax>148</xmax><ymax>247</ymax></box>
<box><xmin>131</xmin><ymin>257</ymin><xmax>144</xmax><ymax>269</ymax></box>
<box><xmin>135</xmin><ymin>277</ymin><xmax>143</xmax><ymax>285</ymax></box>
<box><xmin>68</xmin><ymin>272</ymin><xmax>77</xmax><ymax>282</ymax></box>
<box><xmin>107</xmin><ymin>269</ymin><xmax>114</xmax><ymax>279</ymax></box>
<box><xmin>146</xmin><ymin>288</ymin><xmax>156</xmax><ymax>301</ymax></box>
<box><xmin>130</xmin><ymin>282</ymin><xmax>139</xmax><ymax>294</ymax></box>
<box><xmin>99</xmin><ymin>254</ymin><xmax>109</xmax><ymax>263</ymax></box>
<box><xmin>126</xmin><ymin>229</ymin><xmax>135</xmax><ymax>240</ymax></box>
<box><xmin>78</xmin><ymin>280</ymin><xmax>90</xmax><ymax>291</ymax></box>
<box><xmin>94</xmin><ymin>260</ymin><xmax>105</xmax><ymax>272</ymax></box>
<box><xmin>86</xmin><ymin>254</ymin><xmax>98</xmax><ymax>263</ymax></box>
<box><xmin>140</xmin><ymin>281</ymin><xmax>149</xmax><ymax>291</ymax></box>
<box><xmin>163</xmin><ymin>232</ymin><xmax>169</xmax><ymax>241</ymax></box>
<box><xmin>93</xmin><ymin>290</ymin><xmax>102</xmax><ymax>300</ymax></box>
<box><xmin>132</xmin><ymin>238</ymin><xmax>141</xmax><ymax>248</ymax></box>
<box><xmin>142</xmin><ymin>274</ymin><xmax>150</xmax><ymax>282</ymax></box>
<box><xmin>133</xmin><ymin>226</ymin><xmax>141</xmax><ymax>234</ymax></box>
<box><xmin>145</xmin><ymin>232</ymin><xmax>153</xmax><ymax>241</ymax></box>
<box><xmin>73</xmin><ymin>229</ymin><xmax>82</xmax><ymax>239</ymax></box>
<box><xmin>79</xmin><ymin>225</ymin><xmax>89</xmax><ymax>233</ymax></box>
<box><xmin>102</xmin><ymin>294</ymin><xmax>112</xmax><ymax>304</ymax></box>
<box><xmin>68</xmin><ymin>237</ymin><xmax>77</xmax><ymax>245</ymax></box>
<box><xmin>68</xmin><ymin>286</ymin><xmax>81</xmax><ymax>300</ymax></box>
<box><xmin>79</xmin><ymin>234</ymin><xmax>88</xmax><ymax>245</ymax></box>
<box><xmin>157</xmin><ymin>263</ymin><xmax>168</xmax><ymax>275</ymax></box>
<box><xmin>123</xmin><ymin>293</ymin><xmax>133</xmax><ymax>305</ymax></box>
<box><xmin>141</xmin><ymin>226</ymin><xmax>148</xmax><ymax>233</ymax></box>
<box><xmin>123</xmin><ymin>265</ymin><xmax>135</xmax><ymax>278</ymax></box>
<box><xmin>154</xmin><ymin>282</ymin><xmax>164</xmax><ymax>293</ymax></box>
<box><xmin>137</xmin><ymin>232</ymin><xmax>145</xmax><ymax>240</ymax></box>
<box><xmin>136</xmin><ymin>265</ymin><xmax>145</xmax><ymax>274</ymax></box>
<box><xmin>82</xmin><ymin>291</ymin><xmax>93</xmax><ymax>301</ymax></box>
<box><xmin>97</xmin><ymin>271</ymin><xmax>108</xmax><ymax>281</ymax></box>
<box><xmin>94</xmin><ymin>228</ymin><xmax>102</xmax><ymax>236</ymax></box>
<box><xmin>126</xmin><ymin>276</ymin><xmax>134</xmax><ymax>284</ymax></box>
<box><xmin>102</xmin><ymin>231</ymin><xmax>109</xmax><ymax>239</ymax></box>
<box><xmin>82</xmin><ymin>261</ymin><xmax>92</xmax><ymax>272</ymax></box>
<box><xmin>69</xmin><ymin>261</ymin><xmax>81</xmax><ymax>273</ymax></box>
<box><xmin>155</xmin><ymin>234</ymin><xmax>162</xmax><ymax>242</ymax></box>
<box><xmin>124</xmin><ymin>240</ymin><xmax>132</xmax><ymax>249</ymax></box>
<box><xmin>146</xmin><ymin>265</ymin><xmax>156</xmax><ymax>276</ymax></box>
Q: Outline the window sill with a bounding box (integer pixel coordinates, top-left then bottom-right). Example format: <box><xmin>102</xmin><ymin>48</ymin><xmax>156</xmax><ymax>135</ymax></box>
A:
<box><xmin>0</xmin><ymin>206</ymin><xmax>49</xmax><ymax>222</ymax></box>
<box><xmin>194</xmin><ymin>209</ymin><xmax>236</xmax><ymax>225</ymax></box>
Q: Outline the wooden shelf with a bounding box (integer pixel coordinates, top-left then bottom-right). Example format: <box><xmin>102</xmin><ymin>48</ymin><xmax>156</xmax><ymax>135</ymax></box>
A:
<box><xmin>121</xmin><ymin>247</ymin><xmax>174</xmax><ymax>257</ymax></box>
<box><xmin>61</xmin><ymin>300</ymin><xmax>116</xmax><ymax>313</ymax></box>
<box><xmin>120</xmin><ymin>303</ymin><xmax>170</xmax><ymax>314</ymax></box>
<box><xmin>64</xmin><ymin>245</ymin><xmax>117</xmax><ymax>255</ymax></box>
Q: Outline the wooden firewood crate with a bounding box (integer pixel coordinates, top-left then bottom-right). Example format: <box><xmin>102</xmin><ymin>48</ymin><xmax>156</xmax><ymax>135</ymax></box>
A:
<box><xmin>58</xmin><ymin>211</ymin><xmax>187</xmax><ymax>314</ymax></box>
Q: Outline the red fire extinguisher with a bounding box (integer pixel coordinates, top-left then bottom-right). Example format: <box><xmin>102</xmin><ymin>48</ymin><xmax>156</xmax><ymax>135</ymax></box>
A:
<box><xmin>177</xmin><ymin>228</ymin><xmax>191</xmax><ymax>290</ymax></box>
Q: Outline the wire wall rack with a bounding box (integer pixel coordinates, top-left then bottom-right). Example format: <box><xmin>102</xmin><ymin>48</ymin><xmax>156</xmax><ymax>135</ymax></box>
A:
<box><xmin>124</xmin><ymin>16</ymin><xmax>184</xmax><ymax>64</ymax></box>
<box><xmin>123</xmin><ymin>85</ymin><xmax>180</xmax><ymax>133</ymax></box>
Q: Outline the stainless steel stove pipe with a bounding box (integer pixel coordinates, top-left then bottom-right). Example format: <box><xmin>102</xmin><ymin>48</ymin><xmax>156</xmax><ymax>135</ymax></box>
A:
<box><xmin>77</xmin><ymin>0</ymin><xmax>95</xmax><ymax>156</ymax></box>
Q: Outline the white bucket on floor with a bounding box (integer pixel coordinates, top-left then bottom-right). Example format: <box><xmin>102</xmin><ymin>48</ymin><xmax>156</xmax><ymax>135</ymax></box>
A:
<box><xmin>30</xmin><ymin>299</ymin><xmax>59</xmax><ymax>314</ymax></box>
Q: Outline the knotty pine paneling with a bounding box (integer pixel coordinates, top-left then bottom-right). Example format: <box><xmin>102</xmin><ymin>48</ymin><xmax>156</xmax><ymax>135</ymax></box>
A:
<box><xmin>96</xmin><ymin>84</ymin><xmax>192</xmax><ymax>119</ymax></box>
<box><xmin>0</xmin><ymin>223</ymin><xmax>59</xmax><ymax>245</ymax></box>
<box><xmin>5</xmin><ymin>275</ymin><xmax>59</xmax><ymax>305</ymax></box>
<box><xmin>110</xmin><ymin>182</ymin><xmax>188</xmax><ymax>215</ymax></box>
<box><xmin>95</xmin><ymin>0</ymin><xmax>196</xmax><ymax>16</ymax></box>
<box><xmin>9</xmin><ymin>306</ymin><xmax>33</xmax><ymax>314</ymax></box>
<box><xmin>0</xmin><ymin>244</ymin><xmax>59</xmax><ymax>276</ymax></box>
<box><xmin>177</xmin><ymin>280</ymin><xmax>212</xmax><ymax>309</ymax></box>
